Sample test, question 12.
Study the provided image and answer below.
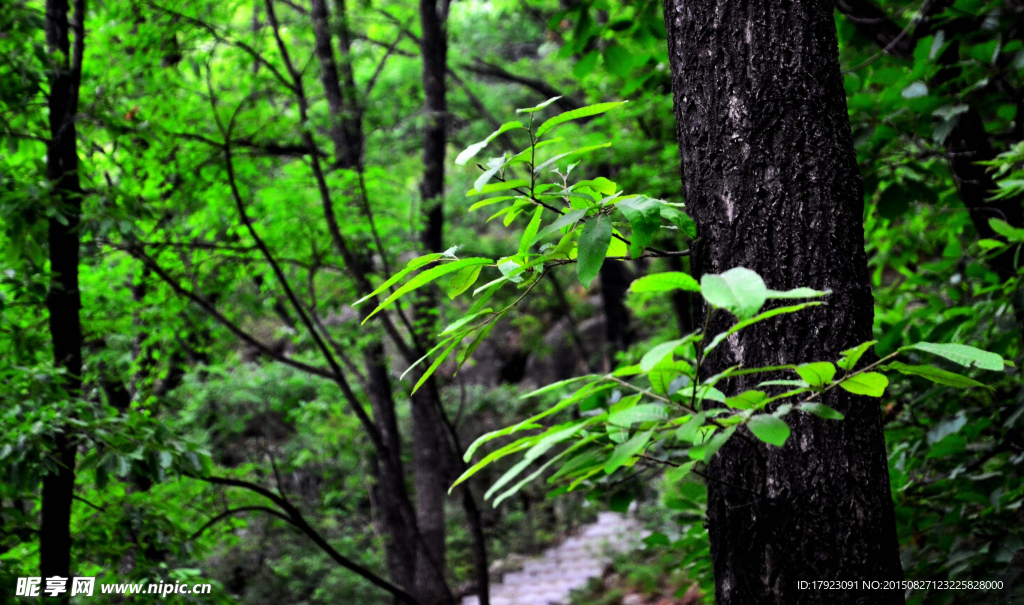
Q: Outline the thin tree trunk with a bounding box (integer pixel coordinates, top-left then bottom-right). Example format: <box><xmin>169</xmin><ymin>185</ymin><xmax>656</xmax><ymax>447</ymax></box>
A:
<box><xmin>413</xmin><ymin>1</ymin><xmax>456</xmax><ymax>602</ymax></box>
<box><xmin>598</xmin><ymin>261</ymin><xmax>633</xmax><ymax>360</ymax></box>
<box><xmin>41</xmin><ymin>0</ymin><xmax>86</xmax><ymax>597</ymax></box>
<box><xmin>662</xmin><ymin>1</ymin><xmax>902</xmax><ymax>603</ymax></box>
<box><xmin>310</xmin><ymin>0</ymin><xmax>361</xmax><ymax>168</ymax></box>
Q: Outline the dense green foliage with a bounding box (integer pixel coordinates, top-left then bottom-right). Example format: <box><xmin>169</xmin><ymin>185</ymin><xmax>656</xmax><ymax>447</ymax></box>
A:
<box><xmin>2</xmin><ymin>0</ymin><xmax>1023</xmax><ymax>603</ymax></box>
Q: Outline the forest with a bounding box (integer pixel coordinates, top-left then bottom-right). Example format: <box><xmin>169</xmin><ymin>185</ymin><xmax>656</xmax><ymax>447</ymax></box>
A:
<box><xmin>2</xmin><ymin>0</ymin><xmax>1024</xmax><ymax>603</ymax></box>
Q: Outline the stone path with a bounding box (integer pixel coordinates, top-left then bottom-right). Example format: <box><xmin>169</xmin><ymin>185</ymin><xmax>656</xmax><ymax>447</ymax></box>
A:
<box><xmin>462</xmin><ymin>512</ymin><xmax>643</xmax><ymax>605</ymax></box>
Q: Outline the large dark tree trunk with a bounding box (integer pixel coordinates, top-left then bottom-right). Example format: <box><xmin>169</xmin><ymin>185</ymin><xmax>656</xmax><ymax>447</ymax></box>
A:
<box><xmin>41</xmin><ymin>0</ymin><xmax>86</xmax><ymax>598</ymax></box>
<box><xmin>662</xmin><ymin>1</ymin><xmax>902</xmax><ymax>603</ymax></box>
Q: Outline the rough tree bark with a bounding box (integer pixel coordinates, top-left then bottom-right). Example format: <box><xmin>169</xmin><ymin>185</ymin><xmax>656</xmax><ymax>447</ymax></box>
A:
<box><xmin>662</xmin><ymin>1</ymin><xmax>902</xmax><ymax>603</ymax></box>
<box><xmin>41</xmin><ymin>0</ymin><xmax>86</xmax><ymax>598</ymax></box>
<box><xmin>413</xmin><ymin>0</ymin><xmax>455</xmax><ymax>602</ymax></box>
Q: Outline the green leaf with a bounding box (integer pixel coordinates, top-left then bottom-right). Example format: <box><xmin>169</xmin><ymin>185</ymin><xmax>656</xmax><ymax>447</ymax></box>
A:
<box><xmin>469</xmin><ymin>195</ymin><xmax>518</xmax><ymax>212</ymax></box>
<box><xmin>533</xmin><ymin>143</ymin><xmax>612</xmax><ymax>174</ymax></box>
<box><xmin>700</xmin><ymin>267</ymin><xmax>768</xmax><ymax>319</ymax></box>
<box><xmin>766</xmin><ymin>287</ymin><xmax>829</xmax><ymax>300</ymax></box>
<box><xmin>675</xmin><ymin>413</ymin><xmax>705</xmax><ymax>444</ymax></box>
<box><xmin>603</xmin><ymin>43</ymin><xmax>634</xmax><ymax>77</ymax></box>
<box><xmin>464</xmin><ymin>383</ymin><xmax>614</xmax><ymax>461</ymax></box>
<box><xmin>531</xmin><ymin>208</ymin><xmax>586</xmax><ymax>246</ymax></box>
<box><xmin>797</xmin><ymin>402</ymin><xmax>844</xmax><ymax>420</ymax></box>
<box><xmin>629</xmin><ymin>272</ymin><xmax>701</xmax><ymax>294</ymax></box>
<box><xmin>608</xmin><ymin>404</ymin><xmax>668</xmax><ymax>427</ymax></box>
<box><xmin>640</xmin><ymin>338</ymin><xmax>685</xmax><ymax>372</ymax></box>
<box><xmin>576</xmin><ymin>214</ymin><xmax>612</xmax><ymax>288</ymax></box>
<box><xmin>449</xmin><ymin>435</ymin><xmax>537</xmax><ymax>494</ymax></box>
<box><xmin>486</xmin><ymin>421</ymin><xmax>593</xmax><ymax>500</ymax></box>
<box><xmin>989</xmin><ymin>218</ymin><xmax>1024</xmax><ymax>242</ymax></box>
<box><xmin>456</xmin><ymin>121</ymin><xmax>523</xmax><ymax>165</ymax></box>
<box><xmin>447</xmin><ymin>265</ymin><xmax>483</xmax><ymax>300</ymax></box>
<box><xmin>663</xmin><ymin>461</ymin><xmax>697</xmax><ymax>485</ymax></box>
<box><xmin>466</xmin><ymin>179</ymin><xmax>530</xmax><ymax>196</ymax></box>
<box><xmin>616</xmin><ymin>196</ymin><xmax>662</xmax><ymax>258</ymax></box>
<box><xmin>698</xmin><ymin>426</ymin><xmax>735</xmax><ymax>462</ymax></box>
<box><xmin>520</xmin><ymin>375</ymin><xmax>597</xmax><ymax>399</ymax></box>
<box><xmin>412</xmin><ymin>338</ymin><xmax>460</xmax><ymax>394</ymax></box>
<box><xmin>493</xmin><ymin>434</ymin><xmax>600</xmax><ymax>507</ymax></box>
<box><xmin>353</xmin><ymin>253</ymin><xmax>444</xmax><ymax>306</ymax></box>
<box><xmin>909</xmin><ymin>342</ymin><xmax>1005</xmax><ymax>371</ymax></box>
<box><xmin>474</xmin><ymin>156</ymin><xmax>507</xmax><ymax>194</ymax></box>
<box><xmin>887</xmin><ymin>361</ymin><xmax>985</xmax><ymax>388</ymax></box>
<box><xmin>362</xmin><ymin>258</ymin><xmax>493</xmax><ymax>324</ymax></box>
<box><xmin>794</xmin><ymin>362</ymin><xmax>837</xmax><ymax>388</ymax></box>
<box><xmin>535</xmin><ymin>101</ymin><xmax>628</xmax><ymax>138</ymax></box>
<box><xmin>747</xmin><ymin>415</ymin><xmax>791</xmax><ymax>446</ymax></box>
<box><xmin>517</xmin><ymin>96</ymin><xmax>562</xmax><ymax>113</ymax></box>
<box><xmin>837</xmin><ymin>340</ymin><xmax>876</xmax><ymax>372</ymax></box>
<box><xmin>440</xmin><ymin>309</ymin><xmax>493</xmax><ymax>335</ymax></box>
<box><xmin>604</xmin><ymin>428</ymin><xmax>654</xmax><ymax>474</ymax></box>
<box><xmin>725</xmin><ymin>390</ymin><xmax>766</xmax><ymax>410</ymax></box>
<box><xmin>838</xmin><ymin>372</ymin><xmax>889</xmax><ymax>397</ymax></box>
<box><xmin>519</xmin><ymin>206</ymin><xmax>544</xmax><ymax>255</ymax></box>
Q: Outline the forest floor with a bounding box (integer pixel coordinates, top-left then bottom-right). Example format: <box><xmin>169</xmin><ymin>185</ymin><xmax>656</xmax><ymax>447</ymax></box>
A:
<box><xmin>462</xmin><ymin>512</ymin><xmax>643</xmax><ymax>605</ymax></box>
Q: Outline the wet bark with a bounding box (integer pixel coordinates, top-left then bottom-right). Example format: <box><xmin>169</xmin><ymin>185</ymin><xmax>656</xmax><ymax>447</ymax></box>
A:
<box><xmin>41</xmin><ymin>0</ymin><xmax>86</xmax><ymax>597</ymax></box>
<box><xmin>662</xmin><ymin>1</ymin><xmax>902</xmax><ymax>603</ymax></box>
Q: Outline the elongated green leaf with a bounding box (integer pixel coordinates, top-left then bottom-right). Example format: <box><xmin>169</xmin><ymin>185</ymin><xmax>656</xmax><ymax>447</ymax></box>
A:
<box><xmin>725</xmin><ymin>390</ymin><xmax>766</xmax><ymax>410</ymax></box>
<box><xmin>766</xmin><ymin>287</ymin><xmax>830</xmax><ymax>299</ymax></box>
<box><xmin>616</xmin><ymin>196</ymin><xmax>662</xmax><ymax>258</ymax></box>
<box><xmin>456</xmin><ymin>121</ymin><xmax>523</xmax><ymax>165</ymax></box>
<box><xmin>747</xmin><ymin>415</ymin><xmax>790</xmax><ymax>446</ymax></box>
<box><xmin>838</xmin><ymin>372</ymin><xmax>889</xmax><ymax>397</ymax></box>
<box><xmin>447</xmin><ymin>265</ymin><xmax>483</xmax><ymax>300</ymax></box>
<box><xmin>887</xmin><ymin>361</ymin><xmax>985</xmax><ymax>388</ymax></box>
<box><xmin>486</xmin><ymin>420</ymin><xmax>593</xmax><ymax>499</ymax></box>
<box><xmin>362</xmin><ymin>258</ymin><xmax>493</xmax><ymax>324</ymax></box>
<box><xmin>909</xmin><ymin>342</ymin><xmax>1005</xmax><ymax>371</ymax></box>
<box><xmin>536</xmin><ymin>101</ymin><xmax>628</xmax><ymax>138</ymax></box>
<box><xmin>675</xmin><ymin>412</ymin><xmax>706</xmax><ymax>444</ymax></box>
<box><xmin>440</xmin><ymin>309</ymin><xmax>493</xmax><ymax>335</ymax></box>
<box><xmin>469</xmin><ymin>195</ymin><xmax>518</xmax><ymax>212</ymax></box>
<box><xmin>473</xmin><ymin>156</ymin><xmax>507</xmax><ymax>194</ymax></box>
<box><xmin>520</xmin><ymin>375</ymin><xmax>597</xmax><ymax>399</ymax></box>
<box><xmin>493</xmin><ymin>434</ymin><xmax>599</xmax><ymax>506</ymax></box>
<box><xmin>704</xmin><ymin>303</ymin><xmax>823</xmax><ymax>356</ymax></box>
<box><xmin>797</xmin><ymin>402</ymin><xmax>844</xmax><ymax>420</ymax></box>
<box><xmin>353</xmin><ymin>253</ymin><xmax>444</xmax><ymax>306</ymax></box>
<box><xmin>577</xmin><ymin>214</ymin><xmax>612</xmax><ymax>288</ymax></box>
<box><xmin>533</xmin><ymin>143</ymin><xmax>612</xmax><ymax>174</ymax></box>
<box><xmin>794</xmin><ymin>362</ymin><xmax>837</xmax><ymax>388</ymax></box>
<box><xmin>837</xmin><ymin>340</ymin><xmax>876</xmax><ymax>372</ymax></box>
<box><xmin>640</xmin><ymin>338</ymin><xmax>686</xmax><ymax>372</ymax></box>
<box><xmin>412</xmin><ymin>338</ymin><xmax>460</xmax><ymax>394</ymax></box>
<box><xmin>608</xmin><ymin>404</ymin><xmax>668</xmax><ymax>427</ymax></box>
<box><xmin>700</xmin><ymin>267</ymin><xmax>768</xmax><ymax>319</ymax></box>
<box><xmin>517</xmin><ymin>96</ymin><xmax>562</xmax><ymax>113</ymax></box>
<box><xmin>531</xmin><ymin>208</ymin><xmax>586</xmax><ymax>245</ymax></box>
<box><xmin>464</xmin><ymin>383</ymin><xmax>613</xmax><ymax>461</ymax></box>
<box><xmin>467</xmin><ymin>179</ymin><xmax>531</xmax><ymax>196</ymax></box>
<box><xmin>629</xmin><ymin>272</ymin><xmax>701</xmax><ymax>294</ymax></box>
<box><xmin>449</xmin><ymin>434</ymin><xmax>538</xmax><ymax>493</ymax></box>
<box><xmin>400</xmin><ymin>334</ymin><xmax>459</xmax><ymax>381</ymax></box>
<box><xmin>519</xmin><ymin>206</ymin><xmax>544</xmax><ymax>255</ymax></box>
<box><xmin>604</xmin><ymin>428</ymin><xmax>654</xmax><ymax>474</ymax></box>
